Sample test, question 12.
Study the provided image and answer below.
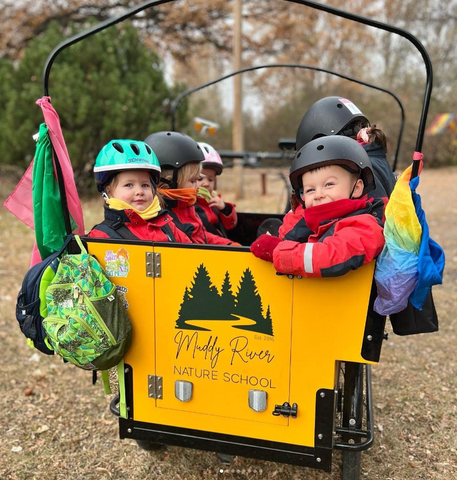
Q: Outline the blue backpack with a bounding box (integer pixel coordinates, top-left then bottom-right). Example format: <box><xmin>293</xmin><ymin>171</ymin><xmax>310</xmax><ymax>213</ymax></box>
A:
<box><xmin>16</xmin><ymin>235</ymin><xmax>74</xmax><ymax>355</ymax></box>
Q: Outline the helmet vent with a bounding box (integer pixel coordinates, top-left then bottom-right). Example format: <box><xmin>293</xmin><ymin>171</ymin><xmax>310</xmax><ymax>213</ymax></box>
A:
<box><xmin>145</xmin><ymin>144</ymin><xmax>152</xmax><ymax>154</ymax></box>
<box><xmin>337</xmin><ymin>103</ymin><xmax>343</xmax><ymax>108</ymax></box>
<box><xmin>317</xmin><ymin>145</ymin><xmax>324</xmax><ymax>151</ymax></box>
<box><xmin>112</xmin><ymin>142</ymin><xmax>124</xmax><ymax>153</ymax></box>
<box><xmin>130</xmin><ymin>143</ymin><xmax>140</xmax><ymax>155</ymax></box>
<box><xmin>297</xmin><ymin>152</ymin><xmax>301</xmax><ymax>158</ymax></box>
<box><xmin>167</xmin><ymin>132</ymin><xmax>172</xmax><ymax>136</ymax></box>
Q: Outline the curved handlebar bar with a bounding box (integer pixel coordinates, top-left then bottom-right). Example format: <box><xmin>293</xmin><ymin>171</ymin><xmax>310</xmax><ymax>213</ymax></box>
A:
<box><xmin>43</xmin><ymin>0</ymin><xmax>432</xmax><ymax>178</ymax></box>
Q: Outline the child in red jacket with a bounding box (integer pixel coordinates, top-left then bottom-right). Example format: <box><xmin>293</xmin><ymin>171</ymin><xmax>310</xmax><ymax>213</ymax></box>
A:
<box><xmin>144</xmin><ymin>132</ymin><xmax>239</xmax><ymax>246</ymax></box>
<box><xmin>88</xmin><ymin>139</ymin><xmax>191</xmax><ymax>243</ymax></box>
<box><xmin>251</xmin><ymin>136</ymin><xmax>385</xmax><ymax>277</ymax></box>
<box><xmin>195</xmin><ymin>142</ymin><xmax>237</xmax><ymax>238</ymax></box>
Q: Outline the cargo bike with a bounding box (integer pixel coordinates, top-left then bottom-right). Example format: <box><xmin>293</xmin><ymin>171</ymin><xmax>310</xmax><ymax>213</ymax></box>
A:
<box><xmin>41</xmin><ymin>1</ymin><xmax>434</xmax><ymax>478</ymax></box>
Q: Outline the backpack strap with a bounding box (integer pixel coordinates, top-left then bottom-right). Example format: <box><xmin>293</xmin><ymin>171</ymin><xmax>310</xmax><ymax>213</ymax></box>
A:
<box><xmin>93</xmin><ymin>220</ymin><xmax>139</xmax><ymax>241</ymax></box>
<box><xmin>117</xmin><ymin>359</ymin><xmax>128</xmax><ymax>419</ymax></box>
<box><xmin>195</xmin><ymin>205</ymin><xmax>227</xmax><ymax>238</ymax></box>
<box><xmin>212</xmin><ymin>206</ymin><xmax>229</xmax><ymax>238</ymax></box>
<box><xmin>161</xmin><ymin>223</ymin><xmax>177</xmax><ymax>242</ymax></box>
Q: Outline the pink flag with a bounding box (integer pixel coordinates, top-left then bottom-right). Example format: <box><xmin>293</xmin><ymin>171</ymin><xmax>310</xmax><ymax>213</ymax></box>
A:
<box><xmin>3</xmin><ymin>96</ymin><xmax>85</xmax><ymax>265</ymax></box>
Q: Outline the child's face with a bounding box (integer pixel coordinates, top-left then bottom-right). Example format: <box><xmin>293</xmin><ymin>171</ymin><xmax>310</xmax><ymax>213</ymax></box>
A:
<box><xmin>301</xmin><ymin>165</ymin><xmax>363</xmax><ymax>209</ymax></box>
<box><xmin>106</xmin><ymin>170</ymin><xmax>154</xmax><ymax>211</ymax></box>
<box><xmin>181</xmin><ymin>173</ymin><xmax>199</xmax><ymax>189</ymax></box>
<box><xmin>197</xmin><ymin>168</ymin><xmax>217</xmax><ymax>194</ymax></box>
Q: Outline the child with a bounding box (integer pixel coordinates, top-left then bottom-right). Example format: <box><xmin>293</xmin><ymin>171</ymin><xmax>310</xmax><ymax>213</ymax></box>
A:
<box><xmin>88</xmin><ymin>139</ymin><xmax>192</xmax><ymax>243</ymax></box>
<box><xmin>143</xmin><ymin>132</ymin><xmax>239</xmax><ymax>246</ymax></box>
<box><xmin>355</xmin><ymin>124</ymin><xmax>396</xmax><ymax>196</ymax></box>
<box><xmin>251</xmin><ymin>136</ymin><xmax>385</xmax><ymax>277</ymax></box>
<box><xmin>295</xmin><ymin>96</ymin><xmax>396</xmax><ymax>198</ymax></box>
<box><xmin>195</xmin><ymin>142</ymin><xmax>237</xmax><ymax>238</ymax></box>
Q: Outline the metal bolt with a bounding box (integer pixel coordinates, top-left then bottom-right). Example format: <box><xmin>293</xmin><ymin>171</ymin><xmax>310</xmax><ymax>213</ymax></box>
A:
<box><xmin>348</xmin><ymin>439</ymin><xmax>355</xmax><ymax>444</ymax></box>
<box><xmin>349</xmin><ymin>418</ymin><xmax>356</xmax><ymax>426</ymax></box>
<box><xmin>127</xmin><ymin>428</ymin><xmax>132</xmax><ymax>433</ymax></box>
<box><xmin>318</xmin><ymin>433</ymin><xmax>323</xmax><ymax>440</ymax></box>
<box><xmin>367</xmin><ymin>335</ymin><xmax>373</xmax><ymax>341</ymax></box>
<box><xmin>297</xmin><ymin>275</ymin><xmax>302</xmax><ymax>279</ymax></box>
<box><xmin>320</xmin><ymin>392</ymin><xmax>325</xmax><ymax>398</ymax></box>
<box><xmin>316</xmin><ymin>457</ymin><xmax>322</xmax><ymax>463</ymax></box>
<box><xmin>149</xmin><ymin>393</ymin><xmax>153</xmax><ymax>398</ymax></box>
<box><xmin>147</xmin><ymin>252</ymin><xmax>151</xmax><ymax>257</ymax></box>
<box><xmin>125</xmin><ymin>368</ymin><xmax>129</xmax><ymax>373</ymax></box>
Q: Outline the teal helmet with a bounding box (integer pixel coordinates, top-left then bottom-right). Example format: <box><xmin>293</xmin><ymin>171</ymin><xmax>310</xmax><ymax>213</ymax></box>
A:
<box><xmin>94</xmin><ymin>139</ymin><xmax>161</xmax><ymax>192</ymax></box>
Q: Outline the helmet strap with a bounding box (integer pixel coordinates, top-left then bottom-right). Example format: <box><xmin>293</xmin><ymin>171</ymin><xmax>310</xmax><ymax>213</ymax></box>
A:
<box><xmin>349</xmin><ymin>170</ymin><xmax>363</xmax><ymax>199</ymax></box>
<box><xmin>172</xmin><ymin>168</ymin><xmax>179</xmax><ymax>189</ymax></box>
<box><xmin>160</xmin><ymin>177</ymin><xmax>177</xmax><ymax>189</ymax></box>
<box><xmin>296</xmin><ymin>190</ymin><xmax>306</xmax><ymax>208</ymax></box>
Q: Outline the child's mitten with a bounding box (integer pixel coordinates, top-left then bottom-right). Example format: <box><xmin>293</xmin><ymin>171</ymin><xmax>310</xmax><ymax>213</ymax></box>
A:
<box><xmin>250</xmin><ymin>234</ymin><xmax>282</xmax><ymax>262</ymax></box>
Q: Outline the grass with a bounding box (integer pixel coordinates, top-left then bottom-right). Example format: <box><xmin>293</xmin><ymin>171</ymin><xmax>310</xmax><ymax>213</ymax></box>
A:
<box><xmin>0</xmin><ymin>167</ymin><xmax>456</xmax><ymax>480</ymax></box>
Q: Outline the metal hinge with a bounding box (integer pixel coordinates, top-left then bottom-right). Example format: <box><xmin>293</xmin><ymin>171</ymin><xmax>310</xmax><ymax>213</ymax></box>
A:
<box><xmin>145</xmin><ymin>252</ymin><xmax>161</xmax><ymax>278</ymax></box>
<box><xmin>272</xmin><ymin>402</ymin><xmax>298</xmax><ymax>418</ymax></box>
<box><xmin>148</xmin><ymin>375</ymin><xmax>163</xmax><ymax>399</ymax></box>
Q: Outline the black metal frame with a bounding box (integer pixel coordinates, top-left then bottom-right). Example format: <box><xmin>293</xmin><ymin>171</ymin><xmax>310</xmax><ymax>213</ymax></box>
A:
<box><xmin>42</xmin><ymin>0</ymin><xmax>432</xmax><ymax>181</ymax></box>
<box><xmin>335</xmin><ymin>364</ymin><xmax>374</xmax><ymax>452</ymax></box>
<box><xmin>169</xmin><ymin>63</ymin><xmax>405</xmax><ymax>171</ymax></box>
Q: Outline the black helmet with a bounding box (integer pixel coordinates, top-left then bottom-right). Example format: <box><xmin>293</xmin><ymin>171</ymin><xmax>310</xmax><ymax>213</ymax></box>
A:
<box><xmin>295</xmin><ymin>96</ymin><xmax>369</xmax><ymax>151</ymax></box>
<box><xmin>144</xmin><ymin>131</ymin><xmax>204</xmax><ymax>188</ymax></box>
<box><xmin>290</xmin><ymin>136</ymin><xmax>376</xmax><ymax>196</ymax></box>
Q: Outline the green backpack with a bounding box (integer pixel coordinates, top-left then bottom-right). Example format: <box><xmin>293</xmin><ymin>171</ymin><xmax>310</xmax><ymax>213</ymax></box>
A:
<box><xmin>43</xmin><ymin>236</ymin><xmax>132</xmax><ymax>372</ymax></box>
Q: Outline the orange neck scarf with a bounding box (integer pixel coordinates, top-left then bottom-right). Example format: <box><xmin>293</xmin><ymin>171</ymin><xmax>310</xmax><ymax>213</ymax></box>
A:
<box><xmin>158</xmin><ymin>188</ymin><xmax>197</xmax><ymax>207</ymax></box>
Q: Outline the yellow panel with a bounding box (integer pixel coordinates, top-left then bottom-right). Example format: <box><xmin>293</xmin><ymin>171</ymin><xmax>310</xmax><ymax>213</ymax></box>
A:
<box><xmin>288</xmin><ymin>262</ymin><xmax>376</xmax><ymax>447</ymax></box>
<box><xmin>86</xmin><ymin>240</ymin><xmax>376</xmax><ymax>448</ymax></box>
<box><xmin>153</xmin><ymin>245</ymin><xmax>293</xmax><ymax>427</ymax></box>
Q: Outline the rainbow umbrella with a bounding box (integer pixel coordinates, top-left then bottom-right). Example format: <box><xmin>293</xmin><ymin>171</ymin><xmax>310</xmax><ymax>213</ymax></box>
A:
<box><xmin>374</xmin><ymin>161</ymin><xmax>445</xmax><ymax>315</ymax></box>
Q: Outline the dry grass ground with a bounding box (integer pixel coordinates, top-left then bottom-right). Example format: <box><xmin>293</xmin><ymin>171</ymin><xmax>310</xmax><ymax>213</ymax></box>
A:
<box><xmin>0</xmin><ymin>167</ymin><xmax>456</xmax><ymax>480</ymax></box>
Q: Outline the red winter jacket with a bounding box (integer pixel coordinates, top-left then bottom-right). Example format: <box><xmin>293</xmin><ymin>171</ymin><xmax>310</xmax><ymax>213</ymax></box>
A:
<box><xmin>195</xmin><ymin>196</ymin><xmax>237</xmax><ymax>237</ymax></box>
<box><xmin>88</xmin><ymin>206</ymin><xmax>192</xmax><ymax>243</ymax></box>
<box><xmin>274</xmin><ymin>197</ymin><xmax>385</xmax><ymax>278</ymax></box>
<box><xmin>163</xmin><ymin>196</ymin><xmax>237</xmax><ymax>246</ymax></box>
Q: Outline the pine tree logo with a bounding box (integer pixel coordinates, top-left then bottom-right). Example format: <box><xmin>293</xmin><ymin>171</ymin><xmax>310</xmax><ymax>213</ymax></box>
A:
<box><xmin>175</xmin><ymin>264</ymin><xmax>274</xmax><ymax>336</ymax></box>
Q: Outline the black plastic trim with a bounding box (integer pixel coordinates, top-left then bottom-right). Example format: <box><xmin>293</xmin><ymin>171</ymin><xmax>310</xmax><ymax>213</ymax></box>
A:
<box><xmin>119</xmin><ymin>419</ymin><xmax>331</xmax><ymax>471</ymax></box>
<box><xmin>83</xmin><ymin>236</ymin><xmax>247</xmax><ymax>252</ymax></box>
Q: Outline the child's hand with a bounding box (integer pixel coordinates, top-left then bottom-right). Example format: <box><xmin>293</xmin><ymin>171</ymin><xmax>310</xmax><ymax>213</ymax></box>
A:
<box><xmin>250</xmin><ymin>234</ymin><xmax>282</xmax><ymax>262</ymax></box>
<box><xmin>209</xmin><ymin>194</ymin><xmax>226</xmax><ymax>211</ymax></box>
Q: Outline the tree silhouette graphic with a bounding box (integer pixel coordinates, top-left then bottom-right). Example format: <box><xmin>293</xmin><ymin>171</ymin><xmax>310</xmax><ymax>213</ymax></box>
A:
<box><xmin>175</xmin><ymin>265</ymin><xmax>236</xmax><ymax>330</ymax></box>
<box><xmin>220</xmin><ymin>271</ymin><xmax>236</xmax><ymax>313</ymax></box>
<box><xmin>175</xmin><ymin>265</ymin><xmax>273</xmax><ymax>336</ymax></box>
<box><xmin>232</xmin><ymin>269</ymin><xmax>274</xmax><ymax>336</ymax></box>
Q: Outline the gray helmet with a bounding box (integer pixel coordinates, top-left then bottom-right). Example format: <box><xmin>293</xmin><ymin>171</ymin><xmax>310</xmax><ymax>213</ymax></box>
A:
<box><xmin>144</xmin><ymin>131</ymin><xmax>204</xmax><ymax>188</ymax></box>
<box><xmin>295</xmin><ymin>96</ymin><xmax>369</xmax><ymax>151</ymax></box>
<box><xmin>290</xmin><ymin>135</ymin><xmax>376</xmax><ymax>196</ymax></box>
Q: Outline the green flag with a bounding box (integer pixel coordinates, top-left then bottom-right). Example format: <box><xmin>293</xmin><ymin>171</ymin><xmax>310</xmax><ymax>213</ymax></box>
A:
<box><xmin>32</xmin><ymin>123</ymin><xmax>75</xmax><ymax>259</ymax></box>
